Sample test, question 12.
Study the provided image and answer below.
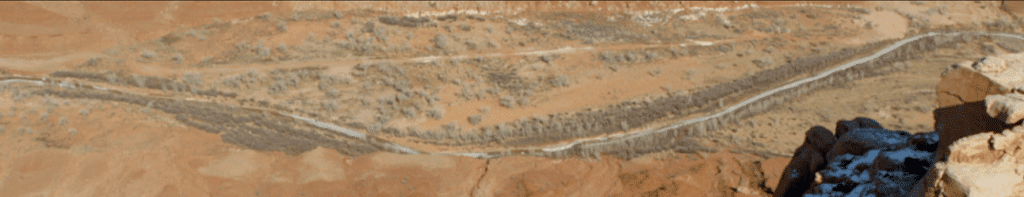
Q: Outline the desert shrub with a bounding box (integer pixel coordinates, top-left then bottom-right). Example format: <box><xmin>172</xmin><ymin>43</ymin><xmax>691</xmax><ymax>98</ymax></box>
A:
<box><xmin>105</xmin><ymin>73</ymin><xmax>119</xmax><ymax>85</ymax></box>
<box><xmin>183</xmin><ymin>74</ymin><xmax>204</xmax><ymax>87</ymax></box>
<box><xmin>427</xmin><ymin>109</ymin><xmax>444</xmax><ymax>120</ymax></box>
<box><xmin>268</xmin><ymin>81</ymin><xmax>288</xmax><ymax>94</ymax></box>
<box><xmin>486</xmin><ymin>39</ymin><xmax>499</xmax><ymax>48</ymax></box>
<box><xmin>362</xmin><ymin>21</ymin><xmax>377</xmax><ymax>33</ymax></box>
<box><xmin>172</xmin><ymin>53</ymin><xmax>184</xmax><ymax>64</ymax></box>
<box><xmin>277</xmin><ymin>21</ymin><xmax>288</xmax><ymax>32</ymax></box>
<box><xmin>539</xmin><ymin>54</ymin><xmax>556</xmax><ymax>63</ymax></box>
<box><xmin>36</xmin><ymin>87</ymin><xmax>382</xmax><ymax>156</ymax></box>
<box><xmin>468</xmin><ymin>115</ymin><xmax>483</xmax><ymax>125</ymax></box>
<box><xmin>78</xmin><ymin>106</ymin><xmax>91</xmax><ymax>117</ymax></box>
<box><xmin>141</xmin><ymin>51</ymin><xmax>157</xmax><ymax>59</ymax></box>
<box><xmin>321</xmin><ymin>101</ymin><xmax>338</xmax><ymax>113</ymax></box>
<box><xmin>131</xmin><ymin>74</ymin><xmax>146</xmax><ymax>88</ymax></box>
<box><xmin>467</xmin><ymin>15</ymin><xmax>486</xmax><ymax>22</ymax></box>
<box><xmin>401</xmin><ymin>107</ymin><xmax>417</xmax><ymax>119</ymax></box>
<box><xmin>500</xmin><ymin>96</ymin><xmax>516</xmax><ymax>109</ymax></box>
<box><xmin>432</xmin><ymin>34</ymin><xmax>448</xmax><ymax>50</ymax></box>
<box><xmin>222</xmin><ymin>76</ymin><xmax>242</xmax><ymax>88</ymax></box>
<box><xmin>516</xmin><ymin>97</ymin><xmax>530</xmax><ymax>107</ymax></box>
<box><xmin>324</xmin><ymin>88</ymin><xmax>340</xmax><ymax>98</ymax></box>
<box><xmin>86</xmin><ymin>58</ymin><xmax>101</xmax><ymax>67</ymax></box>
<box><xmin>753</xmin><ymin>56</ymin><xmax>773</xmax><ymax>68</ymax></box>
<box><xmin>18</xmin><ymin>127</ymin><xmax>33</xmax><ymax>134</ymax></box>
<box><xmin>649</xmin><ymin>68</ymin><xmax>663</xmax><ymax>76</ymax></box>
<box><xmin>378</xmin><ymin>16</ymin><xmax>430</xmax><ymax>28</ymax></box>
<box><xmin>550</xmin><ymin>75</ymin><xmax>570</xmax><ymax>87</ymax></box>
<box><xmin>437</xmin><ymin>14</ymin><xmax>457</xmax><ymax>21</ymax></box>
<box><xmin>257</xmin><ymin>12</ymin><xmax>272</xmax><ymax>20</ymax></box>
<box><xmin>257</xmin><ymin>47</ymin><xmax>271</xmax><ymax>58</ymax></box>
<box><xmin>442</xmin><ymin>123</ymin><xmax>458</xmax><ymax>132</ymax></box>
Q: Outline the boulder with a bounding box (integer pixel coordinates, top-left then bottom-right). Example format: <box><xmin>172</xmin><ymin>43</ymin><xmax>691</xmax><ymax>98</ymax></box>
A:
<box><xmin>906</xmin><ymin>162</ymin><xmax>945</xmax><ymax>197</ymax></box>
<box><xmin>907</xmin><ymin>132</ymin><xmax>940</xmax><ymax>152</ymax></box>
<box><xmin>774</xmin><ymin>126</ymin><xmax>839</xmax><ymax>197</ymax></box>
<box><xmin>986</xmin><ymin>93</ymin><xmax>1024</xmax><ymax>124</ymax></box>
<box><xmin>910</xmin><ymin>53</ymin><xmax>1024</xmax><ymax>196</ymax></box>
<box><xmin>774</xmin><ymin>145</ymin><xmax>826</xmax><ymax>197</ymax></box>
<box><xmin>808</xmin><ymin>130</ymin><xmax>934</xmax><ymax>197</ymax></box>
<box><xmin>825</xmin><ymin>128</ymin><xmax>910</xmax><ymax>162</ymax></box>
<box><xmin>834</xmin><ymin>117</ymin><xmax>884</xmax><ymax>139</ymax></box>
<box><xmin>804</xmin><ymin>126</ymin><xmax>838</xmax><ymax>155</ymax></box>
<box><xmin>939</xmin><ymin>125</ymin><xmax>1024</xmax><ymax>197</ymax></box>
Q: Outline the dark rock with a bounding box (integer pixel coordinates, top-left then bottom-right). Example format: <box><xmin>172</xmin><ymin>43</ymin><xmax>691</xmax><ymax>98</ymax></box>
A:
<box><xmin>835</xmin><ymin>117</ymin><xmax>884</xmax><ymax>138</ymax></box>
<box><xmin>774</xmin><ymin>145</ymin><xmax>826</xmax><ymax>197</ymax></box>
<box><xmin>804</xmin><ymin>126</ymin><xmax>838</xmax><ymax>155</ymax></box>
<box><xmin>907</xmin><ymin>132</ymin><xmax>940</xmax><ymax>152</ymax></box>
<box><xmin>826</xmin><ymin>128</ymin><xmax>909</xmax><ymax>161</ymax></box>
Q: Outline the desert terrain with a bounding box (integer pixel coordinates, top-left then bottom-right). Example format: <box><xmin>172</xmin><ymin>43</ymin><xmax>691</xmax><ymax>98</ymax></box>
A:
<box><xmin>1</xmin><ymin>1</ymin><xmax>1023</xmax><ymax>196</ymax></box>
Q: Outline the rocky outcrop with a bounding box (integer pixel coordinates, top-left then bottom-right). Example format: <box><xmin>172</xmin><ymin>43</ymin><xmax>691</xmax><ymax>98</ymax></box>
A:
<box><xmin>834</xmin><ymin>117</ymin><xmax>884</xmax><ymax>139</ymax></box>
<box><xmin>807</xmin><ymin>126</ymin><xmax>938</xmax><ymax>196</ymax></box>
<box><xmin>933</xmin><ymin>54</ymin><xmax>1024</xmax><ymax>161</ymax></box>
<box><xmin>825</xmin><ymin>127</ymin><xmax>910</xmax><ymax>162</ymax></box>
<box><xmin>903</xmin><ymin>53</ymin><xmax>1024</xmax><ymax>197</ymax></box>
<box><xmin>986</xmin><ymin>93</ymin><xmax>1024</xmax><ymax>124</ymax></box>
<box><xmin>934</xmin><ymin>65</ymin><xmax>1012</xmax><ymax>161</ymax></box>
<box><xmin>928</xmin><ymin>125</ymin><xmax>1024</xmax><ymax>197</ymax></box>
<box><xmin>774</xmin><ymin>118</ymin><xmax>938</xmax><ymax>197</ymax></box>
<box><xmin>774</xmin><ymin>126</ymin><xmax>836</xmax><ymax>197</ymax></box>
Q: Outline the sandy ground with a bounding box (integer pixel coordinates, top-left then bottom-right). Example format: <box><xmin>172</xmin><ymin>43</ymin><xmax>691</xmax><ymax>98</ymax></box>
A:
<box><xmin>0</xmin><ymin>1</ymin><xmax>1021</xmax><ymax>196</ymax></box>
<box><xmin>0</xmin><ymin>95</ymin><xmax>787</xmax><ymax>196</ymax></box>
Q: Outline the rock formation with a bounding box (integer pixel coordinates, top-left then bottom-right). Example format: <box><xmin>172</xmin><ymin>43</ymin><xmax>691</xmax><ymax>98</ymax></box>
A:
<box><xmin>774</xmin><ymin>126</ymin><xmax>836</xmax><ymax>197</ymax></box>
<box><xmin>773</xmin><ymin>117</ymin><xmax>939</xmax><ymax>197</ymax></box>
<box><xmin>986</xmin><ymin>93</ymin><xmax>1024</xmax><ymax>124</ymax></box>
<box><xmin>919</xmin><ymin>53</ymin><xmax>1024</xmax><ymax>197</ymax></box>
<box><xmin>933</xmin><ymin>61</ymin><xmax>1013</xmax><ymax>161</ymax></box>
<box><xmin>777</xmin><ymin>52</ymin><xmax>1024</xmax><ymax>196</ymax></box>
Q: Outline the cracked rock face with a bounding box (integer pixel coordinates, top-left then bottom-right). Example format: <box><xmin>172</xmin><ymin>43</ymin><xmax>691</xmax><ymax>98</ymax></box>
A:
<box><xmin>986</xmin><ymin>93</ymin><xmax>1024</xmax><ymax>124</ymax></box>
<box><xmin>934</xmin><ymin>56</ymin><xmax>1020</xmax><ymax>161</ymax></box>
<box><xmin>939</xmin><ymin>125</ymin><xmax>1024</xmax><ymax>197</ymax></box>
<box><xmin>971</xmin><ymin>54</ymin><xmax>1024</xmax><ymax>89</ymax></box>
<box><xmin>912</xmin><ymin>52</ymin><xmax>1024</xmax><ymax>197</ymax></box>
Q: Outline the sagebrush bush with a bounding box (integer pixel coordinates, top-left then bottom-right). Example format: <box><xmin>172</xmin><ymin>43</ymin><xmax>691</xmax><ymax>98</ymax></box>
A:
<box><xmin>427</xmin><ymin>109</ymin><xmax>444</xmax><ymax>120</ymax></box>
<box><xmin>500</xmin><ymin>96</ymin><xmax>516</xmax><ymax>109</ymax></box>
<box><xmin>550</xmin><ymin>75</ymin><xmax>570</xmax><ymax>87</ymax></box>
